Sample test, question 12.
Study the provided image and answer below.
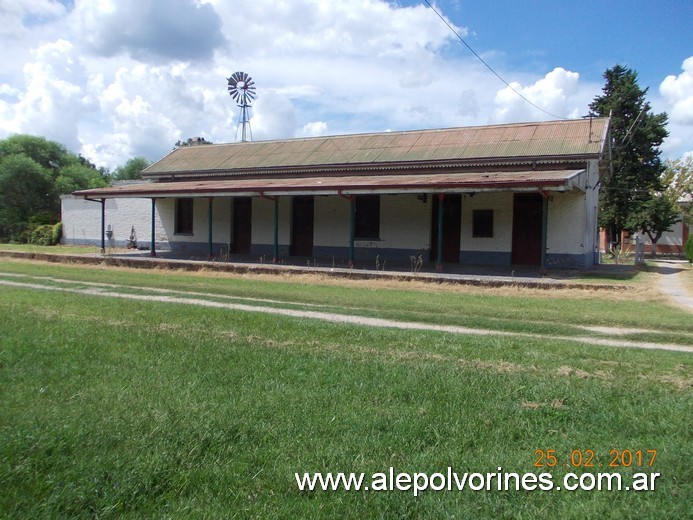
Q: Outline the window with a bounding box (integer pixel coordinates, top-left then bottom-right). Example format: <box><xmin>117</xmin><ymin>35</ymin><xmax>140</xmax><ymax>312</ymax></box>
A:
<box><xmin>472</xmin><ymin>209</ymin><xmax>493</xmax><ymax>238</ymax></box>
<box><xmin>175</xmin><ymin>198</ymin><xmax>194</xmax><ymax>234</ymax></box>
<box><xmin>354</xmin><ymin>195</ymin><xmax>380</xmax><ymax>239</ymax></box>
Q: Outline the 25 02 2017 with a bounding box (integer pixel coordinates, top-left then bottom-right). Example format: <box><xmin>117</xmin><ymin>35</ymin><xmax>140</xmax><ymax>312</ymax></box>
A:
<box><xmin>534</xmin><ymin>449</ymin><xmax>657</xmax><ymax>469</ymax></box>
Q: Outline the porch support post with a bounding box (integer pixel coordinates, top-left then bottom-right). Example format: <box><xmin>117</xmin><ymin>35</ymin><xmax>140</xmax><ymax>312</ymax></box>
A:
<box><xmin>150</xmin><ymin>198</ymin><xmax>157</xmax><ymax>257</ymax></box>
<box><xmin>436</xmin><ymin>193</ymin><xmax>444</xmax><ymax>272</ymax></box>
<box><xmin>540</xmin><ymin>192</ymin><xmax>549</xmax><ymax>269</ymax></box>
<box><xmin>208</xmin><ymin>197</ymin><xmax>214</xmax><ymax>260</ymax></box>
<box><xmin>100</xmin><ymin>198</ymin><xmax>106</xmax><ymax>254</ymax></box>
<box><xmin>349</xmin><ymin>196</ymin><xmax>355</xmax><ymax>268</ymax></box>
<box><xmin>273</xmin><ymin>196</ymin><xmax>279</xmax><ymax>263</ymax></box>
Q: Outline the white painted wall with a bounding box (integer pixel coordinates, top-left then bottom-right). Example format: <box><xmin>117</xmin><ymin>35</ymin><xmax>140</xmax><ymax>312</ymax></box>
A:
<box><xmin>547</xmin><ymin>191</ymin><xmax>587</xmax><ymax>255</ymax></box>
<box><xmin>314</xmin><ymin>196</ymin><xmax>350</xmax><ymax>246</ymax></box>
<box><xmin>378</xmin><ymin>195</ymin><xmax>430</xmax><ymax>249</ymax></box>
<box><xmin>460</xmin><ymin>192</ymin><xmax>513</xmax><ymax>252</ymax></box>
<box><xmin>61</xmin><ymin>195</ymin><xmax>168</xmax><ymax>246</ymax></box>
<box><xmin>252</xmin><ymin>197</ymin><xmax>290</xmax><ymax>246</ymax></box>
<box><xmin>62</xmin><ymin>187</ymin><xmax>604</xmax><ymax>262</ymax></box>
<box><xmin>212</xmin><ymin>198</ymin><xmax>232</xmax><ymax>244</ymax></box>
<box><xmin>157</xmin><ymin>198</ymin><xmax>233</xmax><ymax>245</ymax></box>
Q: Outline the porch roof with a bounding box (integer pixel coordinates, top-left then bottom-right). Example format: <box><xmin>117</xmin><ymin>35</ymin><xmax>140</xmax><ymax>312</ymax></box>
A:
<box><xmin>75</xmin><ymin>169</ymin><xmax>587</xmax><ymax>199</ymax></box>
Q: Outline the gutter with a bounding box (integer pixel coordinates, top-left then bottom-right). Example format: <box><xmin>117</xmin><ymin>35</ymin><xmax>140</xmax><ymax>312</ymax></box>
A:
<box><xmin>140</xmin><ymin>155</ymin><xmax>601</xmax><ymax>181</ymax></box>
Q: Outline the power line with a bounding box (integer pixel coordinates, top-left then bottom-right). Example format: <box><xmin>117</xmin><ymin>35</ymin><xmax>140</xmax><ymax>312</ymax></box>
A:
<box><xmin>423</xmin><ymin>0</ymin><xmax>569</xmax><ymax>120</ymax></box>
<box><xmin>616</xmin><ymin>107</ymin><xmax>646</xmax><ymax>151</ymax></box>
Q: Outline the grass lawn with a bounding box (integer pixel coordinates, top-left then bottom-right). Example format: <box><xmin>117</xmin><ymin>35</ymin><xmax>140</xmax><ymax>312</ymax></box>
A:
<box><xmin>0</xmin><ymin>260</ymin><xmax>691</xmax><ymax>518</ymax></box>
<box><xmin>0</xmin><ymin>244</ymin><xmax>102</xmax><ymax>255</ymax></box>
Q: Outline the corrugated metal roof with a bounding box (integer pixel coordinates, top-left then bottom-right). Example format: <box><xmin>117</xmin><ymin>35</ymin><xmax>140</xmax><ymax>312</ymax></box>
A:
<box><xmin>142</xmin><ymin>118</ymin><xmax>609</xmax><ymax>179</ymax></box>
<box><xmin>76</xmin><ymin>169</ymin><xmax>586</xmax><ymax>199</ymax></box>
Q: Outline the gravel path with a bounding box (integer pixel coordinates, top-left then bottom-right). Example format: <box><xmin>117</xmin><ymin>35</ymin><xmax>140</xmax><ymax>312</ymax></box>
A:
<box><xmin>2</xmin><ymin>274</ymin><xmax>691</xmax><ymax>354</ymax></box>
<box><xmin>654</xmin><ymin>260</ymin><xmax>693</xmax><ymax>313</ymax></box>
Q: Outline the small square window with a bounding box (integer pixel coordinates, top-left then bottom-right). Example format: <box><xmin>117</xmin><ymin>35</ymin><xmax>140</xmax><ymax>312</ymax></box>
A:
<box><xmin>472</xmin><ymin>209</ymin><xmax>493</xmax><ymax>238</ymax></box>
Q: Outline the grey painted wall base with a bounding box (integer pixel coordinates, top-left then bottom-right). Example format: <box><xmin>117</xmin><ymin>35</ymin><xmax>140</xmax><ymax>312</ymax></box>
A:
<box><xmin>250</xmin><ymin>244</ymin><xmax>429</xmax><ymax>263</ymax></box>
<box><xmin>169</xmin><ymin>241</ymin><xmax>229</xmax><ymax>257</ymax></box>
<box><xmin>62</xmin><ymin>238</ymin><xmax>170</xmax><ymax>250</ymax></box>
<box><xmin>153</xmin><ymin>241</ymin><xmax>595</xmax><ymax>269</ymax></box>
<box><xmin>459</xmin><ymin>250</ymin><xmax>512</xmax><ymax>266</ymax></box>
<box><xmin>545</xmin><ymin>253</ymin><xmax>594</xmax><ymax>269</ymax></box>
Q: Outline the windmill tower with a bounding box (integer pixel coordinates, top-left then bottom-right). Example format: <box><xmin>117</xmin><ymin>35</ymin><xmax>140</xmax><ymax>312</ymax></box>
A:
<box><xmin>227</xmin><ymin>71</ymin><xmax>256</xmax><ymax>142</ymax></box>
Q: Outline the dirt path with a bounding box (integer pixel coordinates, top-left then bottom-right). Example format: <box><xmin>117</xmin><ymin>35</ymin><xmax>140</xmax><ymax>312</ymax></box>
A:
<box><xmin>1</xmin><ymin>274</ymin><xmax>691</xmax><ymax>354</ymax></box>
<box><xmin>653</xmin><ymin>260</ymin><xmax>693</xmax><ymax>313</ymax></box>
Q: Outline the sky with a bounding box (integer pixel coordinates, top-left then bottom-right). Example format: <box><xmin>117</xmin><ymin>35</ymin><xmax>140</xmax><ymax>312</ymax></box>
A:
<box><xmin>0</xmin><ymin>0</ymin><xmax>691</xmax><ymax>170</ymax></box>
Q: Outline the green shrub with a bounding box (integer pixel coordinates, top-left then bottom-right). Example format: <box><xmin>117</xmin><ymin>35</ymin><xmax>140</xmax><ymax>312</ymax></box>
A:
<box><xmin>28</xmin><ymin>222</ymin><xmax>61</xmax><ymax>246</ymax></box>
<box><xmin>51</xmin><ymin>222</ymin><xmax>63</xmax><ymax>245</ymax></box>
<box><xmin>29</xmin><ymin>225</ymin><xmax>53</xmax><ymax>246</ymax></box>
<box><xmin>686</xmin><ymin>235</ymin><xmax>693</xmax><ymax>264</ymax></box>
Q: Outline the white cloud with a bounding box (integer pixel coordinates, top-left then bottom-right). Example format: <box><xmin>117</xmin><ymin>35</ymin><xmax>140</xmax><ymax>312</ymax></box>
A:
<box><xmin>0</xmin><ymin>0</ymin><xmax>67</xmax><ymax>38</ymax></box>
<box><xmin>456</xmin><ymin>89</ymin><xmax>480</xmax><ymax>118</ymax></box>
<box><xmin>249</xmin><ymin>91</ymin><xmax>297</xmax><ymax>141</ymax></box>
<box><xmin>1</xmin><ymin>0</ymin><xmax>688</xmax><ymax>169</ymax></box>
<box><xmin>91</xmin><ymin>63</ymin><xmax>221</xmax><ymax>165</ymax></box>
<box><xmin>0</xmin><ymin>84</ymin><xmax>20</xmax><ymax>96</ymax></box>
<box><xmin>493</xmin><ymin>67</ymin><xmax>586</xmax><ymax>123</ymax></box>
<box><xmin>0</xmin><ymin>39</ymin><xmax>89</xmax><ymax>151</ymax></box>
<box><xmin>655</xmin><ymin>56</ymin><xmax>693</xmax><ymax>159</ymax></box>
<box><xmin>299</xmin><ymin>121</ymin><xmax>329</xmax><ymax>138</ymax></box>
<box><xmin>71</xmin><ymin>0</ymin><xmax>225</xmax><ymax>63</ymax></box>
<box><xmin>214</xmin><ymin>0</ymin><xmax>459</xmax><ymax>59</ymax></box>
<box><xmin>660</xmin><ymin>56</ymin><xmax>693</xmax><ymax>124</ymax></box>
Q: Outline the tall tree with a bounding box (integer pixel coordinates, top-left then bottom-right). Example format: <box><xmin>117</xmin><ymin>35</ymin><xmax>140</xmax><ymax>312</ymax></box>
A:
<box><xmin>174</xmin><ymin>137</ymin><xmax>213</xmax><ymax>149</ymax></box>
<box><xmin>0</xmin><ymin>134</ymin><xmax>108</xmax><ymax>241</ymax></box>
<box><xmin>589</xmin><ymin>65</ymin><xmax>669</xmax><ymax>246</ymax></box>
<box><xmin>628</xmin><ymin>194</ymin><xmax>680</xmax><ymax>257</ymax></box>
<box><xmin>114</xmin><ymin>157</ymin><xmax>151</xmax><ymax>181</ymax></box>
<box><xmin>662</xmin><ymin>156</ymin><xmax>692</xmax><ymax>226</ymax></box>
<box><xmin>0</xmin><ymin>154</ymin><xmax>55</xmax><ymax>228</ymax></box>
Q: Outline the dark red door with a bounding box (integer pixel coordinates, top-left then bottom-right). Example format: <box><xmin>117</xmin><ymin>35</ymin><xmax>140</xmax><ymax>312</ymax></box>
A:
<box><xmin>511</xmin><ymin>193</ymin><xmax>543</xmax><ymax>265</ymax></box>
<box><xmin>430</xmin><ymin>194</ymin><xmax>461</xmax><ymax>263</ymax></box>
<box><xmin>292</xmin><ymin>196</ymin><xmax>314</xmax><ymax>256</ymax></box>
<box><xmin>232</xmin><ymin>197</ymin><xmax>252</xmax><ymax>254</ymax></box>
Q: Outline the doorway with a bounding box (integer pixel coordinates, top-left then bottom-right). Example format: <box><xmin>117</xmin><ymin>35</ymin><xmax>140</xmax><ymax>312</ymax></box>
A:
<box><xmin>232</xmin><ymin>197</ymin><xmax>252</xmax><ymax>254</ymax></box>
<box><xmin>291</xmin><ymin>196</ymin><xmax>314</xmax><ymax>256</ymax></box>
<box><xmin>511</xmin><ymin>193</ymin><xmax>544</xmax><ymax>265</ymax></box>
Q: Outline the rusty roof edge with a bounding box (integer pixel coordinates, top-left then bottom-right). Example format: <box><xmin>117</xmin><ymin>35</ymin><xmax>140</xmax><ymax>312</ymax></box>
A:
<box><xmin>141</xmin><ymin>154</ymin><xmax>598</xmax><ymax>180</ymax></box>
<box><xmin>74</xmin><ymin>170</ymin><xmax>584</xmax><ymax>199</ymax></box>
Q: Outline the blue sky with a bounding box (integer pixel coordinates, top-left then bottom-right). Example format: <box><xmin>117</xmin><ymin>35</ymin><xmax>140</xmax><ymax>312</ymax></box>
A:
<box><xmin>0</xmin><ymin>0</ymin><xmax>691</xmax><ymax>168</ymax></box>
<box><xmin>425</xmin><ymin>0</ymin><xmax>692</xmax><ymax>89</ymax></box>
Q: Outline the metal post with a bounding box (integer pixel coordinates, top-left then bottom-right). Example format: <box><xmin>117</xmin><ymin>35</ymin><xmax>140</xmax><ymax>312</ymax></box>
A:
<box><xmin>349</xmin><ymin>196</ymin><xmax>355</xmax><ymax>268</ymax></box>
<box><xmin>100</xmin><ymin>198</ymin><xmax>106</xmax><ymax>254</ymax></box>
<box><xmin>150</xmin><ymin>198</ymin><xmax>157</xmax><ymax>257</ymax></box>
<box><xmin>436</xmin><ymin>193</ymin><xmax>444</xmax><ymax>272</ymax></box>
<box><xmin>273</xmin><ymin>197</ymin><xmax>279</xmax><ymax>263</ymax></box>
<box><xmin>208</xmin><ymin>197</ymin><xmax>213</xmax><ymax>260</ymax></box>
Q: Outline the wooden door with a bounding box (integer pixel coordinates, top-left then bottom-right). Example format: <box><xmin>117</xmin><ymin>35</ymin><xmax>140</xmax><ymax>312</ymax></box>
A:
<box><xmin>511</xmin><ymin>193</ymin><xmax>543</xmax><ymax>265</ymax></box>
<box><xmin>430</xmin><ymin>194</ymin><xmax>462</xmax><ymax>263</ymax></box>
<box><xmin>291</xmin><ymin>196</ymin><xmax>314</xmax><ymax>256</ymax></box>
<box><xmin>232</xmin><ymin>197</ymin><xmax>252</xmax><ymax>254</ymax></box>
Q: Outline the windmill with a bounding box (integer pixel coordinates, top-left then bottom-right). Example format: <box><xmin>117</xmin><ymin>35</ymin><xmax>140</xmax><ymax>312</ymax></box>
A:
<box><xmin>227</xmin><ymin>71</ymin><xmax>256</xmax><ymax>142</ymax></box>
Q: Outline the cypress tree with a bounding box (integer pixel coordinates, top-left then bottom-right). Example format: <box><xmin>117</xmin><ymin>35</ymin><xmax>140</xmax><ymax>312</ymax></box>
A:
<box><xmin>589</xmin><ymin>65</ymin><xmax>668</xmax><ymax>246</ymax></box>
